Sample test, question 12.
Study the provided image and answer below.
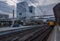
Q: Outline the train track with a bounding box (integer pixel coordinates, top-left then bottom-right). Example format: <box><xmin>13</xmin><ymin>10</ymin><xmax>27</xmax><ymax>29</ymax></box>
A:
<box><xmin>0</xmin><ymin>24</ymin><xmax>53</xmax><ymax>41</ymax></box>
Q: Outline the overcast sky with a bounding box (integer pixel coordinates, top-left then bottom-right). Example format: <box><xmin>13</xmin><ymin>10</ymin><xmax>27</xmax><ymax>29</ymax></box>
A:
<box><xmin>1</xmin><ymin>0</ymin><xmax>59</xmax><ymax>7</ymax></box>
<box><xmin>0</xmin><ymin>0</ymin><xmax>60</xmax><ymax>18</ymax></box>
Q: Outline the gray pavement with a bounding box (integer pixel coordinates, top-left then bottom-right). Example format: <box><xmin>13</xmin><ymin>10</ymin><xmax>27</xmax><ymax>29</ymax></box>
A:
<box><xmin>47</xmin><ymin>26</ymin><xmax>60</xmax><ymax>41</ymax></box>
<box><xmin>56</xmin><ymin>26</ymin><xmax>60</xmax><ymax>41</ymax></box>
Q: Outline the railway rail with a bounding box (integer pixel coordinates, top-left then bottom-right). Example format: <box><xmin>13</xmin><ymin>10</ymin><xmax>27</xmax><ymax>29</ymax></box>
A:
<box><xmin>0</xmin><ymin>24</ymin><xmax>53</xmax><ymax>41</ymax></box>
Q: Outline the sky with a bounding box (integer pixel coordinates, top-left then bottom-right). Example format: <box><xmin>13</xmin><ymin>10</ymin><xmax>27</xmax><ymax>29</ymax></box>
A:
<box><xmin>1</xmin><ymin>0</ymin><xmax>59</xmax><ymax>7</ymax></box>
<box><xmin>0</xmin><ymin>0</ymin><xmax>60</xmax><ymax>18</ymax></box>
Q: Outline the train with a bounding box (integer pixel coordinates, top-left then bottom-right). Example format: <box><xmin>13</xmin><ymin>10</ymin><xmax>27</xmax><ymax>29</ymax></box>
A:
<box><xmin>47</xmin><ymin>20</ymin><xmax>55</xmax><ymax>27</ymax></box>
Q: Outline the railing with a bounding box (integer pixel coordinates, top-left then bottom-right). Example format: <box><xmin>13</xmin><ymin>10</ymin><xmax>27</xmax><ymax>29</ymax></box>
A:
<box><xmin>0</xmin><ymin>24</ymin><xmax>53</xmax><ymax>41</ymax></box>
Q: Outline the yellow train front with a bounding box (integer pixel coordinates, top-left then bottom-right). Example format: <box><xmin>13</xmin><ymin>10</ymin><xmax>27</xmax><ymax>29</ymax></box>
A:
<box><xmin>48</xmin><ymin>21</ymin><xmax>55</xmax><ymax>27</ymax></box>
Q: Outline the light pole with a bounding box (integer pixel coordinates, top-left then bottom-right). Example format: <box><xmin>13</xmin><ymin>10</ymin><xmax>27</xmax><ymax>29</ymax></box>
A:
<box><xmin>13</xmin><ymin>10</ymin><xmax>14</xmax><ymax>19</ymax></box>
<box><xmin>10</xmin><ymin>0</ymin><xmax>17</xmax><ymax>18</ymax></box>
<box><xmin>10</xmin><ymin>0</ymin><xmax>19</xmax><ymax>27</ymax></box>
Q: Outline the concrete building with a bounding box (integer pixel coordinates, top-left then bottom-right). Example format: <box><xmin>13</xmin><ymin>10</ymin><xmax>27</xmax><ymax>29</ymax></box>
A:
<box><xmin>17</xmin><ymin>2</ymin><xmax>36</xmax><ymax>19</ymax></box>
<box><xmin>53</xmin><ymin>3</ymin><xmax>60</xmax><ymax>23</ymax></box>
<box><xmin>29</xmin><ymin>6</ymin><xmax>35</xmax><ymax>18</ymax></box>
<box><xmin>17</xmin><ymin>2</ymin><xmax>29</xmax><ymax>19</ymax></box>
<box><xmin>0</xmin><ymin>14</ymin><xmax>9</xmax><ymax>19</ymax></box>
<box><xmin>17</xmin><ymin>2</ymin><xmax>36</xmax><ymax>23</ymax></box>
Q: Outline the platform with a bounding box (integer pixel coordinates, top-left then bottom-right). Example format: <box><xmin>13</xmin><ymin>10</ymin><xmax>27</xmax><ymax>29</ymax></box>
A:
<box><xmin>47</xmin><ymin>26</ymin><xmax>60</xmax><ymax>41</ymax></box>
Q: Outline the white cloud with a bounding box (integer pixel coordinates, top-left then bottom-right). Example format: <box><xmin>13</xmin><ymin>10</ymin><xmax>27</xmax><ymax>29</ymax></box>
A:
<box><xmin>27</xmin><ymin>0</ymin><xmax>60</xmax><ymax>6</ymax></box>
<box><xmin>6</xmin><ymin>0</ymin><xmax>16</xmax><ymax>6</ymax></box>
<box><xmin>2</xmin><ymin>0</ymin><xmax>60</xmax><ymax>6</ymax></box>
<box><xmin>1</xmin><ymin>0</ymin><xmax>60</xmax><ymax>6</ymax></box>
<box><xmin>40</xmin><ymin>0</ymin><xmax>60</xmax><ymax>5</ymax></box>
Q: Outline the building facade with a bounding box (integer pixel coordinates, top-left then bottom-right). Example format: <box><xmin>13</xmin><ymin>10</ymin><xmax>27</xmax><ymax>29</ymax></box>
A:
<box><xmin>53</xmin><ymin>3</ymin><xmax>60</xmax><ymax>23</ymax></box>
<box><xmin>17</xmin><ymin>2</ymin><xmax>29</xmax><ymax>18</ymax></box>
<box><xmin>29</xmin><ymin>6</ymin><xmax>35</xmax><ymax>18</ymax></box>
<box><xmin>0</xmin><ymin>14</ymin><xmax>9</xmax><ymax>19</ymax></box>
<box><xmin>17</xmin><ymin>2</ymin><xmax>36</xmax><ymax>19</ymax></box>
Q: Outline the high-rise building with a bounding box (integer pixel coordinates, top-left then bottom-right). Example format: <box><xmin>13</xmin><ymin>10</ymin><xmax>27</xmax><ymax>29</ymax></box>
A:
<box><xmin>17</xmin><ymin>2</ymin><xmax>36</xmax><ymax>21</ymax></box>
<box><xmin>17</xmin><ymin>2</ymin><xmax>29</xmax><ymax>18</ymax></box>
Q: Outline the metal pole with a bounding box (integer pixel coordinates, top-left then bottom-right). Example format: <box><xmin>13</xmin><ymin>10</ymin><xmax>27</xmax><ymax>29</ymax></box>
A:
<box><xmin>13</xmin><ymin>10</ymin><xmax>14</xmax><ymax>19</ymax></box>
<box><xmin>11</xmin><ymin>10</ymin><xmax>15</xmax><ymax>27</ymax></box>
